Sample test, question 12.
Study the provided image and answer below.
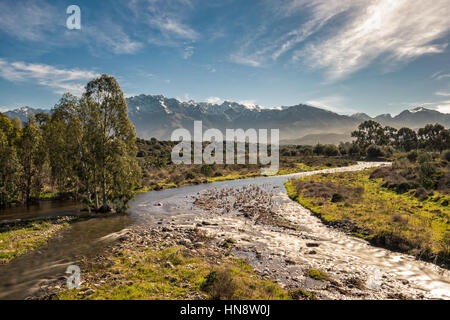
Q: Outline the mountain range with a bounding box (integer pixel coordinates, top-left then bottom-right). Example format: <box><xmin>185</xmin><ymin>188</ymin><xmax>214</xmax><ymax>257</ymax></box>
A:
<box><xmin>3</xmin><ymin>95</ymin><xmax>450</xmax><ymax>145</ymax></box>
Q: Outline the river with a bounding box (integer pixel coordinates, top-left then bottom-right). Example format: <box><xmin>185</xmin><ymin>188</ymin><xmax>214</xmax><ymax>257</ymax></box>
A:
<box><xmin>0</xmin><ymin>162</ymin><xmax>449</xmax><ymax>299</ymax></box>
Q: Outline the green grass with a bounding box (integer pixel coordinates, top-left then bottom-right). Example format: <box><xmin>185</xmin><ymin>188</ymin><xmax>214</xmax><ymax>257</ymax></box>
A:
<box><xmin>0</xmin><ymin>217</ymin><xmax>74</xmax><ymax>264</ymax></box>
<box><xmin>286</xmin><ymin>170</ymin><xmax>450</xmax><ymax>267</ymax></box>
<box><xmin>57</xmin><ymin>246</ymin><xmax>289</xmax><ymax>300</ymax></box>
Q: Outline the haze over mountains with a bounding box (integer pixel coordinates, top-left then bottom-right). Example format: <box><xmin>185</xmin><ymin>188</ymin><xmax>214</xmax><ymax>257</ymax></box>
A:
<box><xmin>3</xmin><ymin>95</ymin><xmax>450</xmax><ymax>145</ymax></box>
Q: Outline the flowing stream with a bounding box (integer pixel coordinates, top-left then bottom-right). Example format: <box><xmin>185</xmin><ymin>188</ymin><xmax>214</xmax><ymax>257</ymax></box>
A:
<box><xmin>0</xmin><ymin>162</ymin><xmax>449</xmax><ymax>299</ymax></box>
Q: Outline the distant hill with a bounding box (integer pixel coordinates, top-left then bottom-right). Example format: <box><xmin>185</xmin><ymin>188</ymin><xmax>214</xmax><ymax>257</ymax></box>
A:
<box><xmin>3</xmin><ymin>107</ymin><xmax>50</xmax><ymax>123</ymax></box>
<box><xmin>2</xmin><ymin>97</ymin><xmax>450</xmax><ymax>145</ymax></box>
<box><xmin>281</xmin><ymin>133</ymin><xmax>353</xmax><ymax>146</ymax></box>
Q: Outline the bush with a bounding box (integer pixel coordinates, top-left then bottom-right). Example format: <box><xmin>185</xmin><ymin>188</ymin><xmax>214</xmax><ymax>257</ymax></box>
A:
<box><xmin>407</xmin><ymin>150</ymin><xmax>418</xmax><ymax>163</ymax></box>
<box><xmin>323</xmin><ymin>144</ymin><xmax>340</xmax><ymax>157</ymax></box>
<box><xmin>200</xmin><ymin>269</ymin><xmax>236</xmax><ymax>300</ymax></box>
<box><xmin>331</xmin><ymin>193</ymin><xmax>344</xmax><ymax>203</ymax></box>
<box><xmin>348</xmin><ymin>144</ymin><xmax>360</xmax><ymax>157</ymax></box>
<box><xmin>442</xmin><ymin>150</ymin><xmax>450</xmax><ymax>163</ymax></box>
<box><xmin>417</xmin><ymin>152</ymin><xmax>432</xmax><ymax>164</ymax></box>
<box><xmin>419</xmin><ymin>162</ymin><xmax>442</xmax><ymax>190</ymax></box>
<box><xmin>313</xmin><ymin>144</ymin><xmax>324</xmax><ymax>155</ymax></box>
<box><xmin>366</xmin><ymin>145</ymin><xmax>384</xmax><ymax>158</ymax></box>
<box><xmin>185</xmin><ymin>171</ymin><xmax>196</xmax><ymax>179</ymax></box>
<box><xmin>137</xmin><ymin>150</ymin><xmax>146</xmax><ymax>157</ymax></box>
<box><xmin>200</xmin><ymin>164</ymin><xmax>214</xmax><ymax>177</ymax></box>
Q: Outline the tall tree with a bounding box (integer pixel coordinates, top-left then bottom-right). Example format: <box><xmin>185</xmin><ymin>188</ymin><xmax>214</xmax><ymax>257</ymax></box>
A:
<box><xmin>82</xmin><ymin>74</ymin><xmax>141</xmax><ymax>211</ymax></box>
<box><xmin>351</xmin><ymin>120</ymin><xmax>386</xmax><ymax>150</ymax></box>
<box><xmin>18</xmin><ymin>117</ymin><xmax>46</xmax><ymax>204</ymax></box>
<box><xmin>418</xmin><ymin>124</ymin><xmax>445</xmax><ymax>151</ymax></box>
<box><xmin>0</xmin><ymin>121</ymin><xmax>22</xmax><ymax>208</ymax></box>
<box><xmin>396</xmin><ymin>127</ymin><xmax>418</xmax><ymax>152</ymax></box>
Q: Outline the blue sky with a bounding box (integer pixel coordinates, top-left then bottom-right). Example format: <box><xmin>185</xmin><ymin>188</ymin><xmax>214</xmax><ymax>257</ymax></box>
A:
<box><xmin>0</xmin><ymin>0</ymin><xmax>450</xmax><ymax>116</ymax></box>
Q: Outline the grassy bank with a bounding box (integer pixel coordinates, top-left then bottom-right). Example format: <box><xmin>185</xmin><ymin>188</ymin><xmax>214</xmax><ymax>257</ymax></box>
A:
<box><xmin>56</xmin><ymin>232</ymin><xmax>289</xmax><ymax>300</ymax></box>
<box><xmin>0</xmin><ymin>216</ymin><xmax>76</xmax><ymax>264</ymax></box>
<box><xmin>285</xmin><ymin>169</ymin><xmax>450</xmax><ymax>267</ymax></box>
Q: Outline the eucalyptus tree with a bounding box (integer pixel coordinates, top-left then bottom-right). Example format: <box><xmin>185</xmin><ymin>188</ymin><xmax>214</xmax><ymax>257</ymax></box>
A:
<box><xmin>18</xmin><ymin>116</ymin><xmax>46</xmax><ymax>204</ymax></box>
<box><xmin>0</xmin><ymin>116</ymin><xmax>22</xmax><ymax>208</ymax></box>
<box><xmin>82</xmin><ymin>74</ymin><xmax>141</xmax><ymax>212</ymax></box>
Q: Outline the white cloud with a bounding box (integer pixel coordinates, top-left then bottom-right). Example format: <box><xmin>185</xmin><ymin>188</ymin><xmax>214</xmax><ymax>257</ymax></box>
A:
<box><xmin>297</xmin><ymin>0</ymin><xmax>450</xmax><ymax>79</ymax></box>
<box><xmin>129</xmin><ymin>0</ymin><xmax>199</xmax><ymax>45</ymax></box>
<box><xmin>229</xmin><ymin>54</ymin><xmax>261</xmax><ymax>67</ymax></box>
<box><xmin>206</xmin><ymin>96</ymin><xmax>223</xmax><ymax>104</ymax></box>
<box><xmin>86</xmin><ymin>25</ymin><xmax>143</xmax><ymax>55</ymax></box>
<box><xmin>238</xmin><ymin>100</ymin><xmax>258</xmax><ymax>108</ymax></box>
<box><xmin>0</xmin><ymin>1</ymin><xmax>143</xmax><ymax>56</ymax></box>
<box><xmin>0</xmin><ymin>59</ymin><xmax>100</xmax><ymax>95</ymax></box>
<box><xmin>434</xmin><ymin>101</ymin><xmax>450</xmax><ymax>113</ymax></box>
<box><xmin>0</xmin><ymin>1</ymin><xmax>59</xmax><ymax>41</ymax></box>
<box><xmin>183</xmin><ymin>46</ymin><xmax>195</xmax><ymax>59</ymax></box>
<box><xmin>306</xmin><ymin>96</ymin><xmax>355</xmax><ymax>114</ymax></box>
<box><xmin>436</xmin><ymin>91</ymin><xmax>450</xmax><ymax>97</ymax></box>
<box><xmin>229</xmin><ymin>0</ymin><xmax>450</xmax><ymax>78</ymax></box>
<box><xmin>432</xmin><ymin>72</ymin><xmax>450</xmax><ymax>81</ymax></box>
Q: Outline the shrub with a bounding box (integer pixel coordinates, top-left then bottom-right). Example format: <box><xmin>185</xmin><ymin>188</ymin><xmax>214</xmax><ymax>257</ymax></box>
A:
<box><xmin>323</xmin><ymin>144</ymin><xmax>340</xmax><ymax>157</ymax></box>
<box><xmin>200</xmin><ymin>269</ymin><xmax>236</xmax><ymax>300</ymax></box>
<box><xmin>200</xmin><ymin>164</ymin><xmax>214</xmax><ymax>177</ymax></box>
<box><xmin>419</xmin><ymin>162</ymin><xmax>442</xmax><ymax>190</ymax></box>
<box><xmin>366</xmin><ymin>145</ymin><xmax>384</xmax><ymax>158</ymax></box>
<box><xmin>331</xmin><ymin>193</ymin><xmax>344</xmax><ymax>203</ymax></box>
<box><xmin>407</xmin><ymin>150</ymin><xmax>418</xmax><ymax>163</ymax></box>
<box><xmin>185</xmin><ymin>171</ymin><xmax>196</xmax><ymax>179</ymax></box>
<box><xmin>417</xmin><ymin>152</ymin><xmax>432</xmax><ymax>164</ymax></box>
<box><xmin>313</xmin><ymin>144</ymin><xmax>324</xmax><ymax>155</ymax></box>
<box><xmin>442</xmin><ymin>150</ymin><xmax>450</xmax><ymax>163</ymax></box>
<box><xmin>137</xmin><ymin>150</ymin><xmax>146</xmax><ymax>157</ymax></box>
<box><xmin>348</xmin><ymin>144</ymin><xmax>360</xmax><ymax>157</ymax></box>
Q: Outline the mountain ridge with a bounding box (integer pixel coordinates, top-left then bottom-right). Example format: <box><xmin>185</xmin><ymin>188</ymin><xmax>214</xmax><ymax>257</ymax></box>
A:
<box><xmin>3</xmin><ymin>95</ymin><xmax>450</xmax><ymax>144</ymax></box>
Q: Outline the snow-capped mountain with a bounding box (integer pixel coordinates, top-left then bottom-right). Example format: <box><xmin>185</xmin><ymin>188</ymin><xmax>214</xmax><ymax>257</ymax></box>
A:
<box><xmin>3</xmin><ymin>96</ymin><xmax>450</xmax><ymax>144</ymax></box>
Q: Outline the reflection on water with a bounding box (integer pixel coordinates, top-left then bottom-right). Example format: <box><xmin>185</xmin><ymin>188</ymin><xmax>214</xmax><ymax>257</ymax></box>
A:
<box><xmin>0</xmin><ymin>200</ymin><xmax>81</xmax><ymax>222</ymax></box>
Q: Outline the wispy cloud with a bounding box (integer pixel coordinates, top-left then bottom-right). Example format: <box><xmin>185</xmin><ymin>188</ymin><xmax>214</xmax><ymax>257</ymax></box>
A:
<box><xmin>129</xmin><ymin>0</ymin><xmax>199</xmax><ymax>45</ymax></box>
<box><xmin>436</xmin><ymin>91</ymin><xmax>450</xmax><ymax>97</ymax></box>
<box><xmin>229</xmin><ymin>54</ymin><xmax>261</xmax><ymax>67</ymax></box>
<box><xmin>306</xmin><ymin>96</ymin><xmax>355</xmax><ymax>114</ymax></box>
<box><xmin>0</xmin><ymin>59</ymin><xmax>100</xmax><ymax>95</ymax></box>
<box><xmin>0</xmin><ymin>1</ymin><xmax>60</xmax><ymax>41</ymax></box>
<box><xmin>183</xmin><ymin>46</ymin><xmax>195</xmax><ymax>59</ymax></box>
<box><xmin>432</xmin><ymin>72</ymin><xmax>450</xmax><ymax>81</ymax></box>
<box><xmin>229</xmin><ymin>0</ymin><xmax>450</xmax><ymax>80</ymax></box>
<box><xmin>297</xmin><ymin>0</ymin><xmax>450</xmax><ymax>79</ymax></box>
<box><xmin>0</xmin><ymin>0</ymin><xmax>143</xmax><ymax>56</ymax></box>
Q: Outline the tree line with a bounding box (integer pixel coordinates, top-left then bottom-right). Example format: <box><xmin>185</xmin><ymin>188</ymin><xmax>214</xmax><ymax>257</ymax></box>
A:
<box><xmin>351</xmin><ymin>120</ymin><xmax>450</xmax><ymax>154</ymax></box>
<box><xmin>0</xmin><ymin>75</ymin><xmax>141</xmax><ymax>211</ymax></box>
